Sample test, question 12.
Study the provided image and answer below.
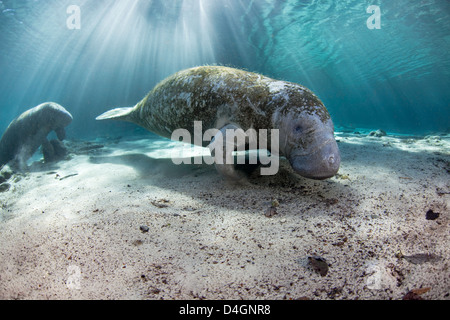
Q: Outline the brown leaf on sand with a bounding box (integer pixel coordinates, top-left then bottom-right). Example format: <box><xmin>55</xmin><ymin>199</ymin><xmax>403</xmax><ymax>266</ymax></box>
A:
<box><xmin>308</xmin><ymin>256</ymin><xmax>329</xmax><ymax>277</ymax></box>
<box><xmin>151</xmin><ymin>199</ymin><xmax>170</xmax><ymax>208</ymax></box>
<box><xmin>265</xmin><ymin>206</ymin><xmax>278</xmax><ymax>218</ymax></box>
<box><xmin>411</xmin><ymin>287</ymin><xmax>431</xmax><ymax>295</ymax></box>
<box><xmin>403</xmin><ymin>287</ymin><xmax>431</xmax><ymax>300</ymax></box>
<box><xmin>403</xmin><ymin>253</ymin><xmax>441</xmax><ymax>265</ymax></box>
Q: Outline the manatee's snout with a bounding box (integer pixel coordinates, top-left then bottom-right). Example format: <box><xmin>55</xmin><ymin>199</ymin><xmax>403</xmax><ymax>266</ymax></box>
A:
<box><xmin>290</xmin><ymin>138</ymin><xmax>341</xmax><ymax>180</ymax></box>
<box><xmin>320</xmin><ymin>140</ymin><xmax>341</xmax><ymax>178</ymax></box>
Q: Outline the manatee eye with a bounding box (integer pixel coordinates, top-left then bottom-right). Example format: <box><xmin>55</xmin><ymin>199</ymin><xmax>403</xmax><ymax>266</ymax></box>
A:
<box><xmin>294</xmin><ymin>125</ymin><xmax>303</xmax><ymax>134</ymax></box>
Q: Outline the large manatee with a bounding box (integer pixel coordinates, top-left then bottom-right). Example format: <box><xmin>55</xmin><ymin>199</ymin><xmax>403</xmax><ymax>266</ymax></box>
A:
<box><xmin>96</xmin><ymin>66</ymin><xmax>340</xmax><ymax>180</ymax></box>
<box><xmin>0</xmin><ymin>102</ymin><xmax>73</xmax><ymax>169</ymax></box>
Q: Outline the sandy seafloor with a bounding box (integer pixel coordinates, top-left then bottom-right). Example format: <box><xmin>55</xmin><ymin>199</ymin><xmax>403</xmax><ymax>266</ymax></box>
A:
<box><xmin>0</xmin><ymin>130</ymin><xmax>448</xmax><ymax>300</ymax></box>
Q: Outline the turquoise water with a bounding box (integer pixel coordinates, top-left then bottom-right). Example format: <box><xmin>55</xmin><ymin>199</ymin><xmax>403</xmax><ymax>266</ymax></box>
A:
<box><xmin>0</xmin><ymin>0</ymin><xmax>449</xmax><ymax>138</ymax></box>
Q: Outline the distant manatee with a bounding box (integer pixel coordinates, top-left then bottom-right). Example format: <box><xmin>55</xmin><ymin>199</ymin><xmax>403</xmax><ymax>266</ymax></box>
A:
<box><xmin>0</xmin><ymin>102</ymin><xmax>73</xmax><ymax>169</ymax></box>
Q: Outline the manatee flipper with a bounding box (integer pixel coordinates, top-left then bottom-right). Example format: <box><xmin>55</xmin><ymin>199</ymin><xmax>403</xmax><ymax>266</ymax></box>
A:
<box><xmin>55</xmin><ymin>127</ymin><xmax>66</xmax><ymax>141</ymax></box>
<box><xmin>42</xmin><ymin>139</ymin><xmax>67</xmax><ymax>163</ymax></box>
<box><xmin>208</xmin><ymin>124</ymin><xmax>248</xmax><ymax>182</ymax></box>
<box><xmin>96</xmin><ymin>107</ymin><xmax>134</xmax><ymax>122</ymax></box>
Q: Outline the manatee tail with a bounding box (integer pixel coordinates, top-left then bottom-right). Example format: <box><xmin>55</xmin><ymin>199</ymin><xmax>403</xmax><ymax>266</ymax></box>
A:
<box><xmin>96</xmin><ymin>107</ymin><xmax>134</xmax><ymax>122</ymax></box>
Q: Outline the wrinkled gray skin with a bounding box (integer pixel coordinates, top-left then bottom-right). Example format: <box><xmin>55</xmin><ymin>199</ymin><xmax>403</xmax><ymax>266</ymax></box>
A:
<box><xmin>97</xmin><ymin>66</ymin><xmax>340</xmax><ymax>180</ymax></box>
<box><xmin>276</xmin><ymin>111</ymin><xmax>340</xmax><ymax>180</ymax></box>
<box><xmin>0</xmin><ymin>102</ymin><xmax>73</xmax><ymax>169</ymax></box>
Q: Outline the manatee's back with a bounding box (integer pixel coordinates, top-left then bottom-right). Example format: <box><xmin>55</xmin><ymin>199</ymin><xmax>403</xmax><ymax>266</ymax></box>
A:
<box><xmin>132</xmin><ymin>66</ymin><xmax>276</xmax><ymax>138</ymax></box>
<box><xmin>0</xmin><ymin>107</ymin><xmax>47</xmax><ymax>166</ymax></box>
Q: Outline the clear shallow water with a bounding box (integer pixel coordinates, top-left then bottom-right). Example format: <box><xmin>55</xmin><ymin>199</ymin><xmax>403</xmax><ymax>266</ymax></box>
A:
<box><xmin>1</xmin><ymin>1</ymin><xmax>450</xmax><ymax>301</ymax></box>
<box><xmin>0</xmin><ymin>0</ymin><xmax>449</xmax><ymax>138</ymax></box>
